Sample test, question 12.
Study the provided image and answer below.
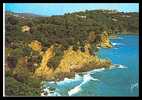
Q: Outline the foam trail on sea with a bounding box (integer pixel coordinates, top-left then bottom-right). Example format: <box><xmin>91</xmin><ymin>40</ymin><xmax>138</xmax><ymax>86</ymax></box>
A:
<box><xmin>130</xmin><ymin>82</ymin><xmax>138</xmax><ymax>92</ymax></box>
<box><xmin>68</xmin><ymin>74</ymin><xmax>99</xmax><ymax>96</ymax></box>
<box><xmin>48</xmin><ymin>92</ymin><xmax>61</xmax><ymax>96</ymax></box>
<box><xmin>56</xmin><ymin>73</ymin><xmax>83</xmax><ymax>85</ymax></box>
<box><xmin>41</xmin><ymin>73</ymin><xmax>84</xmax><ymax>96</ymax></box>
<box><xmin>110</xmin><ymin>64</ymin><xmax>127</xmax><ymax>69</ymax></box>
<box><xmin>83</xmin><ymin>74</ymin><xmax>100</xmax><ymax>82</ymax></box>
<box><xmin>112</xmin><ymin>42</ymin><xmax>124</xmax><ymax>46</ymax></box>
<box><xmin>41</xmin><ymin>64</ymin><xmax>128</xmax><ymax>96</ymax></box>
<box><xmin>82</xmin><ymin>68</ymin><xmax>105</xmax><ymax>75</ymax></box>
<box><xmin>118</xmin><ymin>37</ymin><xmax>123</xmax><ymax>39</ymax></box>
<box><xmin>118</xmin><ymin>64</ymin><xmax>127</xmax><ymax>69</ymax></box>
<box><xmin>68</xmin><ymin>85</ymin><xmax>81</xmax><ymax>96</ymax></box>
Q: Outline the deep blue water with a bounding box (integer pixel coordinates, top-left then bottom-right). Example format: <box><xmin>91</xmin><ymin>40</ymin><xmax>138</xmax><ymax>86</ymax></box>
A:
<box><xmin>92</xmin><ymin>35</ymin><xmax>139</xmax><ymax>96</ymax></box>
<box><xmin>42</xmin><ymin>35</ymin><xmax>139</xmax><ymax>96</ymax></box>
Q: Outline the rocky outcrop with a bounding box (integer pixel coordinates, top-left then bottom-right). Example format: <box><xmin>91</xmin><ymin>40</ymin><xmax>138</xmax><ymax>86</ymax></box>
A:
<box><xmin>28</xmin><ymin>40</ymin><xmax>43</xmax><ymax>52</ymax></box>
<box><xmin>28</xmin><ymin>41</ymin><xmax>112</xmax><ymax>81</ymax></box>
<box><xmin>34</xmin><ymin>45</ymin><xmax>55</xmax><ymax>80</ymax></box>
<box><xmin>100</xmin><ymin>31</ymin><xmax>113</xmax><ymax>48</ymax></box>
<box><xmin>21</xmin><ymin>25</ymin><xmax>30</xmax><ymax>32</ymax></box>
<box><xmin>84</xmin><ymin>42</ymin><xmax>92</xmax><ymax>55</ymax></box>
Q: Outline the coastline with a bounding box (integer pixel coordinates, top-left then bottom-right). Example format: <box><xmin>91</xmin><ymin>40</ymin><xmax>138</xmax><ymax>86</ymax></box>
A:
<box><xmin>40</xmin><ymin>34</ymin><xmax>139</xmax><ymax>96</ymax></box>
<box><xmin>40</xmin><ymin>67</ymin><xmax>109</xmax><ymax>96</ymax></box>
<box><xmin>5</xmin><ymin>4</ymin><xmax>139</xmax><ymax>96</ymax></box>
<box><xmin>34</xmin><ymin>49</ymin><xmax>112</xmax><ymax>81</ymax></box>
<box><xmin>40</xmin><ymin>63</ymin><xmax>124</xmax><ymax>96</ymax></box>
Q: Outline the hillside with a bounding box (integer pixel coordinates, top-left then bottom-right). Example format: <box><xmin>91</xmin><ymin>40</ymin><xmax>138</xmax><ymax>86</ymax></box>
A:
<box><xmin>5</xmin><ymin>10</ymin><xmax>139</xmax><ymax>48</ymax></box>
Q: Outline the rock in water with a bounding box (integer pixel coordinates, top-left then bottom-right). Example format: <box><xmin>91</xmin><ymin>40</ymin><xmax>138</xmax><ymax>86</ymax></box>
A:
<box><xmin>100</xmin><ymin>31</ymin><xmax>113</xmax><ymax>48</ymax></box>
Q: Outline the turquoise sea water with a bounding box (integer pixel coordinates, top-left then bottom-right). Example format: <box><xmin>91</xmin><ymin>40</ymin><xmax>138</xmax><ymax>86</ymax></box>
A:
<box><xmin>41</xmin><ymin>35</ymin><xmax>139</xmax><ymax>96</ymax></box>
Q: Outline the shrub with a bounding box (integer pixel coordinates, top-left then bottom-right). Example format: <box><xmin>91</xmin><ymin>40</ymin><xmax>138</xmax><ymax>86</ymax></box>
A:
<box><xmin>5</xmin><ymin>76</ymin><xmax>41</xmax><ymax>96</ymax></box>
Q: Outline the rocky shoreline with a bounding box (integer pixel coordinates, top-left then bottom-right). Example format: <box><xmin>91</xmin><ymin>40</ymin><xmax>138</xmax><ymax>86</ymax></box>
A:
<box><xmin>27</xmin><ymin>31</ymin><xmax>113</xmax><ymax>81</ymax></box>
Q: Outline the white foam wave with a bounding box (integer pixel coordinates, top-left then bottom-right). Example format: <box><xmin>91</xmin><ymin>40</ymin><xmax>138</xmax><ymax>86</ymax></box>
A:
<box><xmin>118</xmin><ymin>64</ymin><xmax>127</xmax><ymax>69</ymax></box>
<box><xmin>57</xmin><ymin>74</ymin><xmax>83</xmax><ymax>85</ymax></box>
<box><xmin>130</xmin><ymin>82</ymin><xmax>138</xmax><ymax>92</ymax></box>
<box><xmin>68</xmin><ymin>74</ymin><xmax>99</xmax><ymax>96</ymax></box>
<box><xmin>83</xmin><ymin>74</ymin><xmax>100</xmax><ymax>82</ymax></box>
<box><xmin>68</xmin><ymin>85</ymin><xmax>81</xmax><ymax>96</ymax></box>
<box><xmin>118</xmin><ymin>37</ymin><xmax>123</xmax><ymax>39</ymax></box>
<box><xmin>110</xmin><ymin>64</ymin><xmax>127</xmax><ymax>69</ymax></box>
<box><xmin>41</xmin><ymin>88</ymin><xmax>54</xmax><ymax>96</ymax></box>
<box><xmin>82</xmin><ymin>68</ymin><xmax>105</xmax><ymax>75</ymax></box>
<box><xmin>48</xmin><ymin>81</ymin><xmax>56</xmax><ymax>84</ymax></box>
<box><xmin>48</xmin><ymin>92</ymin><xmax>61</xmax><ymax>96</ymax></box>
<box><xmin>41</xmin><ymin>92</ymin><xmax>45</xmax><ymax>96</ymax></box>
<box><xmin>112</xmin><ymin>43</ymin><xmax>117</xmax><ymax>46</ymax></box>
<box><xmin>112</xmin><ymin>42</ymin><xmax>124</xmax><ymax>46</ymax></box>
<box><xmin>42</xmin><ymin>64</ymin><xmax>128</xmax><ymax>96</ymax></box>
<box><xmin>42</xmin><ymin>69</ymin><xmax>103</xmax><ymax>96</ymax></box>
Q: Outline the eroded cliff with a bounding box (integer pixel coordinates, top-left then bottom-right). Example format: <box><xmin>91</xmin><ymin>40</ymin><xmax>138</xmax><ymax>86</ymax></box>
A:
<box><xmin>100</xmin><ymin>31</ymin><xmax>113</xmax><ymax>48</ymax></box>
<box><xmin>29</xmin><ymin>40</ymin><xmax>112</xmax><ymax>81</ymax></box>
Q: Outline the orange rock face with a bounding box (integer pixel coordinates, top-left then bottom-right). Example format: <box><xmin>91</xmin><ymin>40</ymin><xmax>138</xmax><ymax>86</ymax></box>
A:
<box><xmin>34</xmin><ymin>46</ymin><xmax>55</xmax><ymax>79</ymax></box>
<box><xmin>29</xmin><ymin>40</ymin><xmax>43</xmax><ymax>52</ymax></box>
<box><xmin>100</xmin><ymin>31</ymin><xmax>112</xmax><ymax>48</ymax></box>
<box><xmin>29</xmin><ymin>40</ymin><xmax>111</xmax><ymax>80</ymax></box>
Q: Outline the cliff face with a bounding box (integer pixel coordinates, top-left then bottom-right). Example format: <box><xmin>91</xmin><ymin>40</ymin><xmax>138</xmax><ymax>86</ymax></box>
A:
<box><xmin>100</xmin><ymin>31</ymin><xmax>113</xmax><ymax>48</ymax></box>
<box><xmin>29</xmin><ymin>41</ymin><xmax>111</xmax><ymax>80</ymax></box>
<box><xmin>34</xmin><ymin>45</ymin><xmax>55</xmax><ymax>80</ymax></box>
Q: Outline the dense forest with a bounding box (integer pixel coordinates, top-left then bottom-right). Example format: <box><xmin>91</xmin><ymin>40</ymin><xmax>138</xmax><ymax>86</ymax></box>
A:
<box><xmin>6</xmin><ymin>10</ymin><xmax>139</xmax><ymax>48</ymax></box>
<box><xmin>5</xmin><ymin>10</ymin><xmax>139</xmax><ymax>96</ymax></box>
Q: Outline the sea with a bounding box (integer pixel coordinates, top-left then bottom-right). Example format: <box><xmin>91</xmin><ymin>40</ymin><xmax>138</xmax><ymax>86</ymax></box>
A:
<box><xmin>41</xmin><ymin>34</ymin><xmax>139</xmax><ymax>96</ymax></box>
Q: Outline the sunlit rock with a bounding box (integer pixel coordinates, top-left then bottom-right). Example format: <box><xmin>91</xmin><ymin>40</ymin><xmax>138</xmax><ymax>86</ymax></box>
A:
<box><xmin>21</xmin><ymin>25</ymin><xmax>30</xmax><ymax>32</ymax></box>
<box><xmin>31</xmin><ymin>42</ymin><xmax>111</xmax><ymax>80</ymax></box>
<box><xmin>100</xmin><ymin>31</ymin><xmax>113</xmax><ymax>48</ymax></box>
<box><xmin>34</xmin><ymin>46</ymin><xmax>55</xmax><ymax>80</ymax></box>
<box><xmin>29</xmin><ymin>40</ymin><xmax>43</xmax><ymax>52</ymax></box>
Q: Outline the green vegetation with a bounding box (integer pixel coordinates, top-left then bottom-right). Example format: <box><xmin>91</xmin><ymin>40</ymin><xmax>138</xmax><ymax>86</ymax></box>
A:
<box><xmin>6</xmin><ymin>10</ymin><xmax>139</xmax><ymax>48</ymax></box>
<box><xmin>5</xmin><ymin>76</ymin><xmax>41</xmax><ymax>96</ymax></box>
